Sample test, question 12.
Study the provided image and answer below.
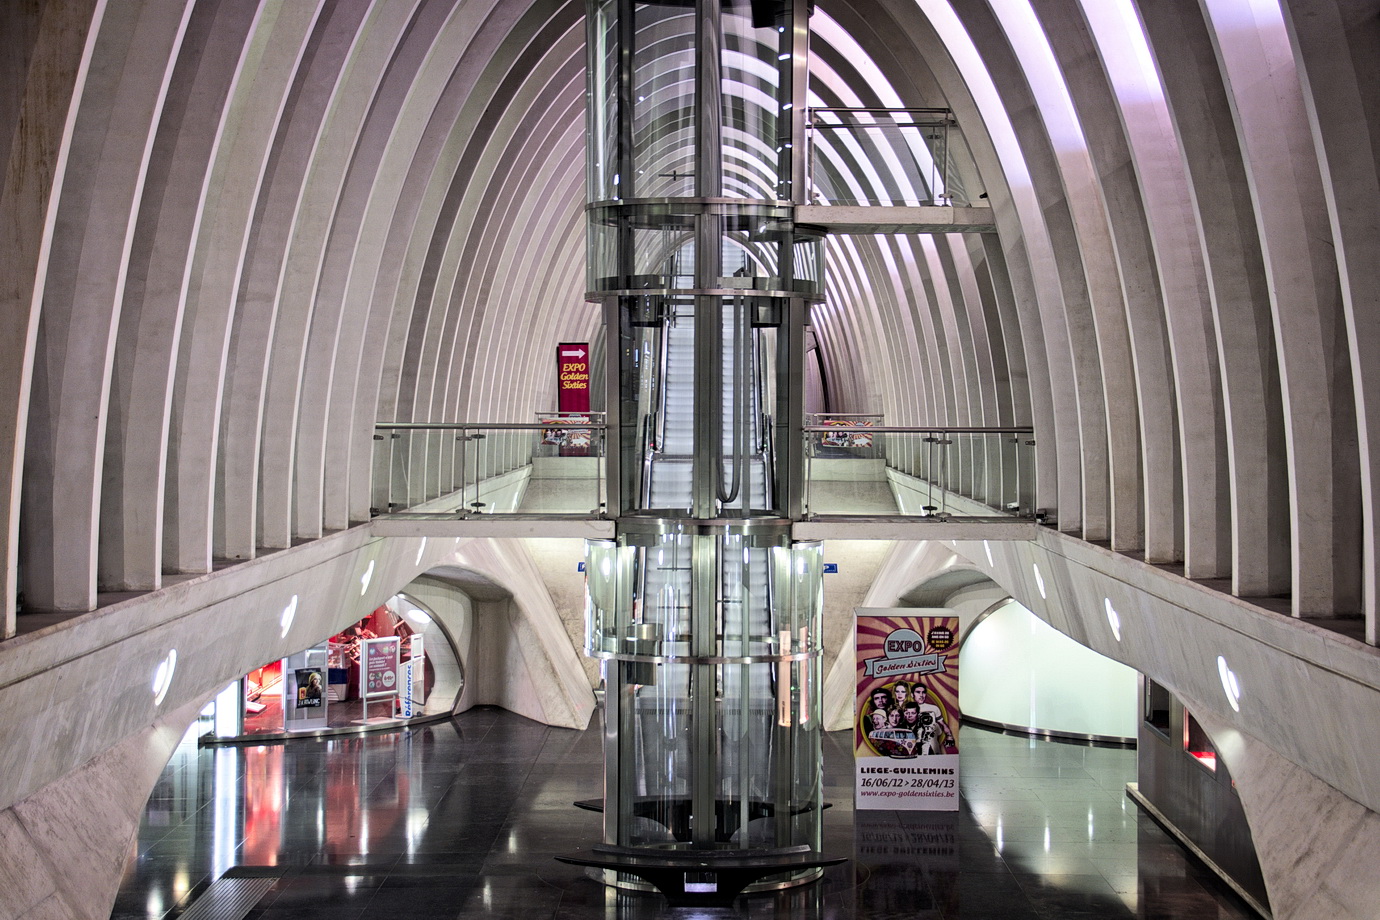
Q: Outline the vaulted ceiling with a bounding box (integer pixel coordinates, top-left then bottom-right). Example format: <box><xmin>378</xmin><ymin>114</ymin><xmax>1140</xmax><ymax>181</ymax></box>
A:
<box><xmin>4</xmin><ymin>0</ymin><xmax>1378</xmax><ymax>647</ymax></box>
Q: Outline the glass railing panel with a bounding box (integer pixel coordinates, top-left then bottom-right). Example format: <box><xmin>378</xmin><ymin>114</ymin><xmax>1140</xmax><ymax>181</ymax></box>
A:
<box><xmin>806</xmin><ymin>108</ymin><xmax>977</xmax><ymax>207</ymax></box>
<box><xmin>371</xmin><ymin>419</ymin><xmax>606</xmax><ymax>516</ymax></box>
<box><xmin>802</xmin><ymin>425</ymin><xmax>1035</xmax><ymax>519</ymax></box>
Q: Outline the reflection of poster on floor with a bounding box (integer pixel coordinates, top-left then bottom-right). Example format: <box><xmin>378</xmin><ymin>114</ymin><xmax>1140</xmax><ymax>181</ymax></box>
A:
<box><xmin>295</xmin><ymin>668</ymin><xmax>324</xmax><ymax>709</ymax></box>
<box><xmin>363</xmin><ymin>638</ymin><xmax>400</xmax><ymax>700</ymax></box>
<box><xmin>855</xmin><ymin>611</ymin><xmax>960</xmax><ymax>810</ymax></box>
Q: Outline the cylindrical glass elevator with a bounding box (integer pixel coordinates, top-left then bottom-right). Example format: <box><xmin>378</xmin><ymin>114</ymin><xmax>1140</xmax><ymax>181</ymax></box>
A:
<box><xmin>580</xmin><ymin>0</ymin><xmax>829</xmax><ymax>894</ymax></box>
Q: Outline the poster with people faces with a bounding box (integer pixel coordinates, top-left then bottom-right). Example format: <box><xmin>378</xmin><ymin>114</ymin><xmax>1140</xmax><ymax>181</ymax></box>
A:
<box><xmin>855</xmin><ymin>612</ymin><xmax>960</xmax><ymax>810</ymax></box>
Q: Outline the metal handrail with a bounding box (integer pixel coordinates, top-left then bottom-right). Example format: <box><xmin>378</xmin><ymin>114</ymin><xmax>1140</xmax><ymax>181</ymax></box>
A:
<box><xmin>804</xmin><ymin>425</ymin><xmax>1032</xmax><ymax>435</ymax></box>
<box><xmin>809</xmin><ymin>106</ymin><xmax>955</xmax><ymax>117</ymax></box>
<box><xmin>376</xmin><ymin>420</ymin><xmax>606</xmax><ymax>431</ymax></box>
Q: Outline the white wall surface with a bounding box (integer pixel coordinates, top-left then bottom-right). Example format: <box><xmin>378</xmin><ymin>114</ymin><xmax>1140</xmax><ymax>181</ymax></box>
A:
<box><xmin>959</xmin><ymin>599</ymin><xmax>1138</xmax><ymax>740</ymax></box>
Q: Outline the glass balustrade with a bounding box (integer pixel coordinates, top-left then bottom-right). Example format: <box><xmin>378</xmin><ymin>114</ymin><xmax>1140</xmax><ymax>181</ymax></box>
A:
<box><xmin>806</xmin><ymin>107</ymin><xmax>978</xmax><ymax>207</ymax></box>
<box><xmin>803</xmin><ymin>423</ymin><xmax>1036</xmax><ymax>519</ymax></box>
<box><xmin>370</xmin><ymin>419</ymin><xmax>607</xmax><ymax>516</ymax></box>
<box><xmin>369</xmin><ymin>419</ymin><xmax>1034</xmax><ymax>522</ymax></box>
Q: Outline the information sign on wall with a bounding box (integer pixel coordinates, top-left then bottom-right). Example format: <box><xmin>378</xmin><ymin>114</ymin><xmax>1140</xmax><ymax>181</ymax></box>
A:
<box><xmin>398</xmin><ymin>635</ymin><xmax>425</xmax><ymax>718</ymax></box>
<box><xmin>362</xmin><ymin>637</ymin><xmax>400</xmax><ymax>700</ymax></box>
<box><xmin>855</xmin><ymin>612</ymin><xmax>960</xmax><ymax>810</ymax></box>
<box><xmin>557</xmin><ymin>343</ymin><xmax>590</xmax><ymax>412</ymax></box>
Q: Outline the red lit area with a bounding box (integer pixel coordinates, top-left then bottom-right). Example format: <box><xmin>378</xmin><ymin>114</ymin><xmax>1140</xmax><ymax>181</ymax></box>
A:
<box><xmin>239</xmin><ymin>601</ymin><xmax>435</xmax><ymax>736</ymax></box>
<box><xmin>1184</xmin><ymin>709</ymin><xmax>1217</xmax><ymax>772</ymax></box>
<box><xmin>1188</xmin><ymin>750</ymin><xmax>1218</xmax><ymax>771</ymax></box>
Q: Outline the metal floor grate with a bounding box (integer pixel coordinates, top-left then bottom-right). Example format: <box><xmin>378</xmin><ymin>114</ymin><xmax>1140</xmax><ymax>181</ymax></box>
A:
<box><xmin>173</xmin><ymin>876</ymin><xmax>275</xmax><ymax>920</ymax></box>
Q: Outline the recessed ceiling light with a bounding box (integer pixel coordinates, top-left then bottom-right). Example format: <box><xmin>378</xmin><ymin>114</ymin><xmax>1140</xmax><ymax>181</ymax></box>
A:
<box><xmin>1104</xmin><ymin>597</ymin><xmax>1121</xmax><ymax>641</ymax></box>
<box><xmin>280</xmin><ymin>595</ymin><xmax>298</xmax><ymax>638</ymax></box>
<box><xmin>152</xmin><ymin>649</ymin><xmax>178</xmax><ymax>706</ymax></box>
<box><xmin>1217</xmin><ymin>655</ymin><xmax>1241</xmax><ymax>712</ymax></box>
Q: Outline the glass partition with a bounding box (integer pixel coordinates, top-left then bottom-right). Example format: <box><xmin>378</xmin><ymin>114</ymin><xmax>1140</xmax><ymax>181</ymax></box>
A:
<box><xmin>587</xmin><ymin>0</ymin><xmax>796</xmax><ymax>204</ymax></box>
<box><xmin>371</xmin><ymin>420</ymin><xmax>607</xmax><ymax>516</ymax></box>
<box><xmin>803</xmin><ymin>425</ymin><xmax>1036</xmax><ymax>518</ymax></box>
<box><xmin>586</xmin><ymin>529</ymin><xmax>823</xmax><ymax>876</ymax></box>
<box><xmin>807</xmin><ymin>108</ymin><xmax>978</xmax><ymax>206</ymax></box>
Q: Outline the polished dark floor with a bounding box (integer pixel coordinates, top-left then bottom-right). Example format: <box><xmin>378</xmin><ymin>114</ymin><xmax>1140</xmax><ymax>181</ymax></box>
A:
<box><xmin>111</xmin><ymin>708</ymin><xmax>1256</xmax><ymax>919</ymax></box>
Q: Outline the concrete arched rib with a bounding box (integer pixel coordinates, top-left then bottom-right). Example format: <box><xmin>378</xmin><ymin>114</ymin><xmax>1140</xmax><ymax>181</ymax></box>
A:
<box><xmin>1278</xmin><ymin>0</ymin><xmax>1380</xmax><ymax>640</ymax></box>
<box><xmin>1075</xmin><ymin>0</ymin><xmax>1231</xmax><ymax>578</ymax></box>
<box><xmin>274</xmin><ymin>1</ymin><xmax>429</xmax><ymax>546</ymax></box>
<box><xmin>165</xmin><ymin>2</ymin><xmax>325</xmax><ymax>576</ymax></box>
<box><xmin>22</xmin><ymin>0</ymin><xmax>194</xmax><ymax>612</ymax></box>
<box><xmin>1032</xmin><ymin>0</ymin><xmax>1184</xmax><ymax>564</ymax></box>
<box><xmin>100</xmin><ymin>0</ymin><xmax>263</xmax><ymax>593</ymax></box>
<box><xmin>887</xmin><ymin>0</ymin><xmax>1071</xmax><ymax>527</ymax></box>
<box><xmin>1131</xmin><ymin>0</ymin><xmax>1290</xmax><ymax>601</ymax></box>
<box><xmin>0</xmin><ymin>0</ymin><xmax>102</xmax><ymax>630</ymax></box>
<box><xmin>301</xmin><ymin>0</ymin><xmax>444</xmax><ymax>534</ymax></box>
<box><xmin>1199</xmin><ymin>0</ymin><xmax>1360</xmax><ymax>617</ymax></box>
<box><xmin>218</xmin><ymin>0</ymin><xmax>380</xmax><ymax>557</ymax></box>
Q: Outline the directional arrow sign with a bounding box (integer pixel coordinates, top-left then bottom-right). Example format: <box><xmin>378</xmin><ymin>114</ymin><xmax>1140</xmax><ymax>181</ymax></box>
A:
<box><xmin>557</xmin><ymin>342</ymin><xmax>591</xmax><ymax>412</ymax></box>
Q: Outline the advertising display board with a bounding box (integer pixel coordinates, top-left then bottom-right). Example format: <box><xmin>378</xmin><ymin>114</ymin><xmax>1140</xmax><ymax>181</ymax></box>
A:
<box><xmin>557</xmin><ymin>343</ymin><xmax>590</xmax><ymax>412</ymax></box>
<box><xmin>855</xmin><ymin>612</ymin><xmax>960</xmax><ymax>810</ymax></box>
<box><xmin>282</xmin><ymin>646</ymin><xmax>329</xmax><ymax>732</ymax></box>
<box><xmin>362</xmin><ymin>637</ymin><xmax>400</xmax><ymax>700</ymax></box>
<box><xmin>295</xmin><ymin>668</ymin><xmax>324</xmax><ymax>709</ymax></box>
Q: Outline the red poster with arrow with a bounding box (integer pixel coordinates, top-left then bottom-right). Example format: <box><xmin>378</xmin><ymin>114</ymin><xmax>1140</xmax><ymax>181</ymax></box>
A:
<box><xmin>557</xmin><ymin>343</ymin><xmax>590</xmax><ymax>412</ymax></box>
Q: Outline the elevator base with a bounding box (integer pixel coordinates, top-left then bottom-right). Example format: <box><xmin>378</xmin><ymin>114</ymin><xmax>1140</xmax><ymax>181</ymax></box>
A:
<box><xmin>572</xmin><ymin>797</ymin><xmax>831</xmax><ymax>844</ymax></box>
<box><xmin>556</xmin><ymin>844</ymin><xmax>845</xmax><ymax>907</ymax></box>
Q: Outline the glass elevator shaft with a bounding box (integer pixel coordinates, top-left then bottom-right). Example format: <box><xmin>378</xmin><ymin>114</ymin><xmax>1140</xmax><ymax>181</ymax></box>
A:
<box><xmin>582</xmin><ymin>0</ymin><xmax>828</xmax><ymax>892</ymax></box>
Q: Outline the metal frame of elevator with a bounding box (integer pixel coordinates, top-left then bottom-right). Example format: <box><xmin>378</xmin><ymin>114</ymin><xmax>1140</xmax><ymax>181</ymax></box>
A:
<box><xmin>566</xmin><ymin>0</ymin><xmax>837</xmax><ymax>899</ymax></box>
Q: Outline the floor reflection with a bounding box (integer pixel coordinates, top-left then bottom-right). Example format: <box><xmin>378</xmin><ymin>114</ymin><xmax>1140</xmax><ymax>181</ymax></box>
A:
<box><xmin>111</xmin><ymin>709</ymin><xmax>1257</xmax><ymax>919</ymax></box>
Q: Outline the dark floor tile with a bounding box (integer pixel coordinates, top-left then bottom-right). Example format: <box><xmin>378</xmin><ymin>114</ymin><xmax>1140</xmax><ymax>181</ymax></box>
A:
<box><xmin>119</xmin><ymin>713</ymin><xmax>1258</xmax><ymax>920</ymax></box>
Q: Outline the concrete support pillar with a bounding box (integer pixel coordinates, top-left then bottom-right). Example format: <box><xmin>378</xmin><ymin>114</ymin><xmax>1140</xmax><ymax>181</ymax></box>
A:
<box><xmin>0</xmin><ymin>698</ymin><xmax>203</xmax><ymax>920</ymax></box>
<box><xmin>1196</xmin><ymin>709</ymin><xmax>1380</xmax><ymax>920</ymax></box>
